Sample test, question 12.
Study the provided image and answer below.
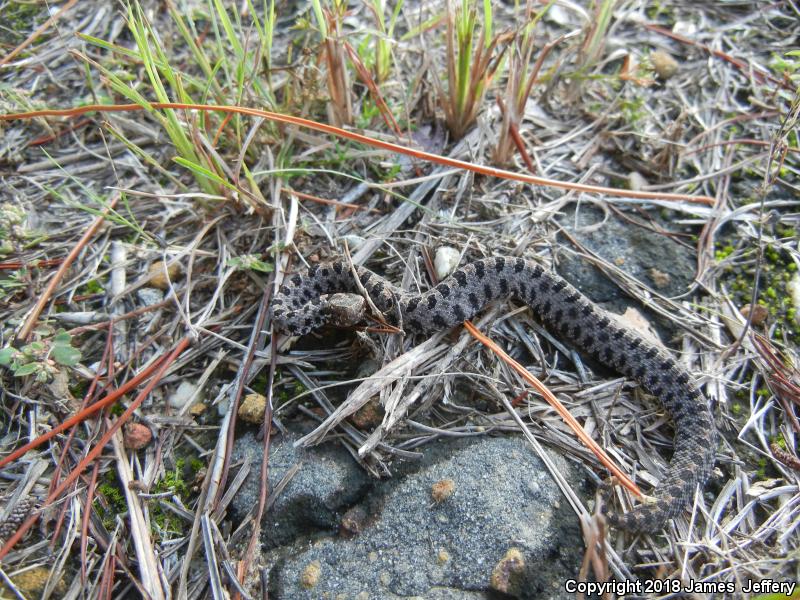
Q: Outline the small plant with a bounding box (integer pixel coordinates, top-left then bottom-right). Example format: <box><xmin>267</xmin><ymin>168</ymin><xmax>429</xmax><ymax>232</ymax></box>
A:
<box><xmin>364</xmin><ymin>0</ymin><xmax>404</xmax><ymax>83</ymax></box>
<box><xmin>439</xmin><ymin>0</ymin><xmax>510</xmax><ymax>140</ymax></box>
<box><xmin>576</xmin><ymin>0</ymin><xmax>618</xmax><ymax>71</ymax></box>
<box><xmin>493</xmin><ymin>4</ymin><xmax>558</xmax><ymax>166</ymax></box>
<box><xmin>228</xmin><ymin>254</ymin><xmax>274</xmax><ymax>273</ymax></box>
<box><xmin>772</xmin><ymin>50</ymin><xmax>800</xmax><ymax>99</ymax></box>
<box><xmin>311</xmin><ymin>0</ymin><xmax>353</xmax><ymax>126</ymax></box>
<box><xmin>0</xmin><ymin>268</ymin><xmax>28</xmax><ymax>299</ymax></box>
<box><xmin>0</xmin><ymin>201</ymin><xmax>27</xmax><ymax>256</ymax></box>
<box><xmin>0</xmin><ymin>329</ymin><xmax>82</xmax><ymax>382</ymax></box>
<box><xmin>95</xmin><ymin>475</ymin><xmax>129</xmax><ymax>530</ymax></box>
<box><xmin>151</xmin><ymin>458</ymin><xmax>195</xmax><ymax>534</ymax></box>
<box><xmin>79</xmin><ymin>1</ymin><xmax>280</xmax><ymax>206</ymax></box>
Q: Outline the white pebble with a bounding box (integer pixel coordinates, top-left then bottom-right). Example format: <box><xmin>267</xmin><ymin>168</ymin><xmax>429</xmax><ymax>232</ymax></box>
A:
<box><xmin>673</xmin><ymin>20</ymin><xmax>697</xmax><ymax>37</ymax></box>
<box><xmin>137</xmin><ymin>288</ymin><xmax>164</xmax><ymax>306</ymax></box>
<box><xmin>788</xmin><ymin>272</ymin><xmax>800</xmax><ymax>325</ymax></box>
<box><xmin>168</xmin><ymin>380</ymin><xmax>203</xmax><ymax>409</ymax></box>
<box><xmin>434</xmin><ymin>247</ymin><xmax>461</xmax><ymax>280</ymax></box>
<box><xmin>341</xmin><ymin>235</ymin><xmax>365</xmax><ymax>251</ymax></box>
<box><xmin>628</xmin><ymin>171</ymin><xmax>649</xmax><ymax>192</ymax></box>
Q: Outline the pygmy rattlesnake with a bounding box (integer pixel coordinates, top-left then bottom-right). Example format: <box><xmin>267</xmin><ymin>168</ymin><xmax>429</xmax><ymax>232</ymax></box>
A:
<box><xmin>270</xmin><ymin>256</ymin><xmax>716</xmax><ymax>531</ymax></box>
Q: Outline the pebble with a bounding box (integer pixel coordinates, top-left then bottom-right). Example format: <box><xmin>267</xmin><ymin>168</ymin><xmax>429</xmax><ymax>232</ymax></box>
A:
<box><xmin>238</xmin><ymin>392</ymin><xmax>268</xmax><ymax>423</ymax></box>
<box><xmin>124</xmin><ymin>423</ymin><xmax>153</xmax><ymax>449</ymax></box>
<box><xmin>740</xmin><ymin>303</ymin><xmax>769</xmax><ymax>326</ymax></box>
<box><xmin>652</xmin><ymin>49</ymin><xmax>679</xmax><ymax>79</ymax></box>
<box><xmin>434</xmin><ymin>247</ymin><xmax>461</xmax><ymax>280</ymax></box>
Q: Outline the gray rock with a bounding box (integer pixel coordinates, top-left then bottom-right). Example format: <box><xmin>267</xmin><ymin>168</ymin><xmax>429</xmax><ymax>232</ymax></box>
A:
<box><xmin>556</xmin><ymin>204</ymin><xmax>695</xmax><ymax>308</ymax></box>
<box><xmin>264</xmin><ymin>435</ymin><xmax>586</xmax><ymax>599</ymax></box>
<box><xmin>230</xmin><ymin>431</ymin><xmax>372</xmax><ymax>549</ymax></box>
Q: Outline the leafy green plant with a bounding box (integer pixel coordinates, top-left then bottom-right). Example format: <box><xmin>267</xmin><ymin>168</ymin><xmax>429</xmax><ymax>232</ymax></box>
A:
<box><xmin>0</xmin><ymin>329</ymin><xmax>81</xmax><ymax>382</ymax></box>
<box><xmin>773</xmin><ymin>50</ymin><xmax>800</xmax><ymax>95</ymax></box>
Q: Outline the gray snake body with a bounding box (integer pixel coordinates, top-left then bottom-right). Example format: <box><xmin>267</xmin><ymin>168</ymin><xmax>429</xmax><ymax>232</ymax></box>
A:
<box><xmin>270</xmin><ymin>257</ymin><xmax>716</xmax><ymax>531</ymax></box>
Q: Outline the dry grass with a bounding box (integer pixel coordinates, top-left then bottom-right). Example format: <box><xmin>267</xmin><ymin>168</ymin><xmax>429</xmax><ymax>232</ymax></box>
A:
<box><xmin>0</xmin><ymin>0</ymin><xmax>799</xmax><ymax>598</ymax></box>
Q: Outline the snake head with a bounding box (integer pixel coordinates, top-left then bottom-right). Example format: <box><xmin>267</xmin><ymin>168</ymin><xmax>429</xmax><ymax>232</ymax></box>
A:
<box><xmin>322</xmin><ymin>293</ymin><xmax>367</xmax><ymax>328</ymax></box>
<box><xmin>271</xmin><ymin>293</ymin><xmax>367</xmax><ymax>335</ymax></box>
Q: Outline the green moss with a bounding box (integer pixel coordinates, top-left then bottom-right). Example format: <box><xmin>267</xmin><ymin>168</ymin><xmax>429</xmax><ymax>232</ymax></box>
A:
<box><xmin>95</xmin><ymin>474</ymin><xmax>128</xmax><ymax>530</ymax></box>
<box><xmin>0</xmin><ymin>2</ymin><xmax>44</xmax><ymax>46</ymax></box>
<box><xmin>716</xmin><ymin>238</ymin><xmax>798</xmax><ymax>342</ymax></box>
<box><xmin>154</xmin><ymin>459</ymin><xmax>189</xmax><ymax>498</ymax></box>
<box><xmin>756</xmin><ymin>456</ymin><xmax>768</xmax><ymax>479</ymax></box>
<box><xmin>151</xmin><ymin>459</ymin><xmax>193</xmax><ymax>534</ymax></box>
<box><xmin>80</xmin><ymin>279</ymin><xmax>105</xmax><ymax>295</ymax></box>
<box><xmin>715</xmin><ymin>244</ymin><xmax>735</xmax><ymax>261</ymax></box>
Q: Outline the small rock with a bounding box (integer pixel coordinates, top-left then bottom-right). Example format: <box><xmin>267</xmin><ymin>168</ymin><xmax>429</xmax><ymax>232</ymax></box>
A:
<box><xmin>350</xmin><ymin>399</ymin><xmax>384</xmax><ymax>429</ymax></box>
<box><xmin>490</xmin><ymin>548</ymin><xmax>526</xmax><ymax>595</ymax></box>
<box><xmin>340</xmin><ymin>505</ymin><xmax>369</xmax><ymax>538</ymax></box>
<box><xmin>672</xmin><ymin>20</ymin><xmax>697</xmax><ymax>37</ymax></box>
<box><xmin>788</xmin><ymin>273</ymin><xmax>800</xmax><ymax>325</ymax></box>
<box><xmin>437</xmin><ymin>549</ymin><xmax>450</xmax><ymax>564</ymax></box>
<box><xmin>230</xmin><ymin>432</ymin><xmax>372</xmax><ymax>550</ymax></box>
<box><xmin>545</xmin><ymin>3</ymin><xmax>575</xmax><ymax>26</ymax></box>
<box><xmin>168</xmin><ymin>380</ymin><xmax>202</xmax><ymax>410</ymax></box>
<box><xmin>648</xmin><ymin>268</ymin><xmax>671</xmax><ymax>289</ymax></box>
<box><xmin>189</xmin><ymin>402</ymin><xmax>207</xmax><ymax>416</ymax></box>
<box><xmin>740</xmin><ymin>303</ymin><xmax>769</xmax><ymax>327</ymax></box>
<box><xmin>557</xmin><ymin>204</ymin><xmax>696</xmax><ymax>305</ymax></box>
<box><xmin>431</xmin><ymin>479</ymin><xmax>455</xmax><ymax>504</ymax></box>
<box><xmin>238</xmin><ymin>392</ymin><xmax>267</xmax><ymax>424</ymax></box>
<box><xmin>434</xmin><ymin>247</ymin><xmax>461</xmax><ymax>281</ymax></box>
<box><xmin>628</xmin><ymin>171</ymin><xmax>649</xmax><ymax>191</ymax></box>
<box><xmin>124</xmin><ymin>423</ymin><xmax>152</xmax><ymax>450</ymax></box>
<box><xmin>147</xmin><ymin>260</ymin><xmax>181</xmax><ymax>290</ymax></box>
<box><xmin>652</xmin><ymin>49</ymin><xmax>679</xmax><ymax>79</ymax></box>
<box><xmin>47</xmin><ymin>369</ymin><xmax>71</xmax><ymax>400</ymax></box>
<box><xmin>2</xmin><ymin>567</ymin><xmax>66</xmax><ymax>597</ymax></box>
<box><xmin>300</xmin><ymin>561</ymin><xmax>321</xmax><ymax>589</ymax></box>
<box><xmin>137</xmin><ymin>288</ymin><xmax>164</xmax><ymax>306</ymax></box>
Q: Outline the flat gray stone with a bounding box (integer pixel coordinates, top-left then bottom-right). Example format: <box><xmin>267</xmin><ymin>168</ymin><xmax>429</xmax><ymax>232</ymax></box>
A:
<box><xmin>557</xmin><ymin>204</ymin><xmax>696</xmax><ymax>307</ymax></box>
<box><xmin>265</xmin><ymin>435</ymin><xmax>585</xmax><ymax>599</ymax></box>
<box><xmin>230</xmin><ymin>431</ymin><xmax>372</xmax><ymax>549</ymax></box>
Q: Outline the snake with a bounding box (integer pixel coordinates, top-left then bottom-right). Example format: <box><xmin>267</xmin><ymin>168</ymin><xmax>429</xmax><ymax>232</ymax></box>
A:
<box><xmin>270</xmin><ymin>256</ymin><xmax>716</xmax><ymax>531</ymax></box>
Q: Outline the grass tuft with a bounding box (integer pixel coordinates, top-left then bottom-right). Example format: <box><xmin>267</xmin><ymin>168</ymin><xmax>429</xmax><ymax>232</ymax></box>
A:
<box><xmin>439</xmin><ymin>0</ymin><xmax>510</xmax><ymax>140</ymax></box>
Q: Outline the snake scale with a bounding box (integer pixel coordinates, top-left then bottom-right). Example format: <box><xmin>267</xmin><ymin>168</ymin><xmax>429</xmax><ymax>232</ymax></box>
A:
<box><xmin>270</xmin><ymin>256</ymin><xmax>716</xmax><ymax>531</ymax></box>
